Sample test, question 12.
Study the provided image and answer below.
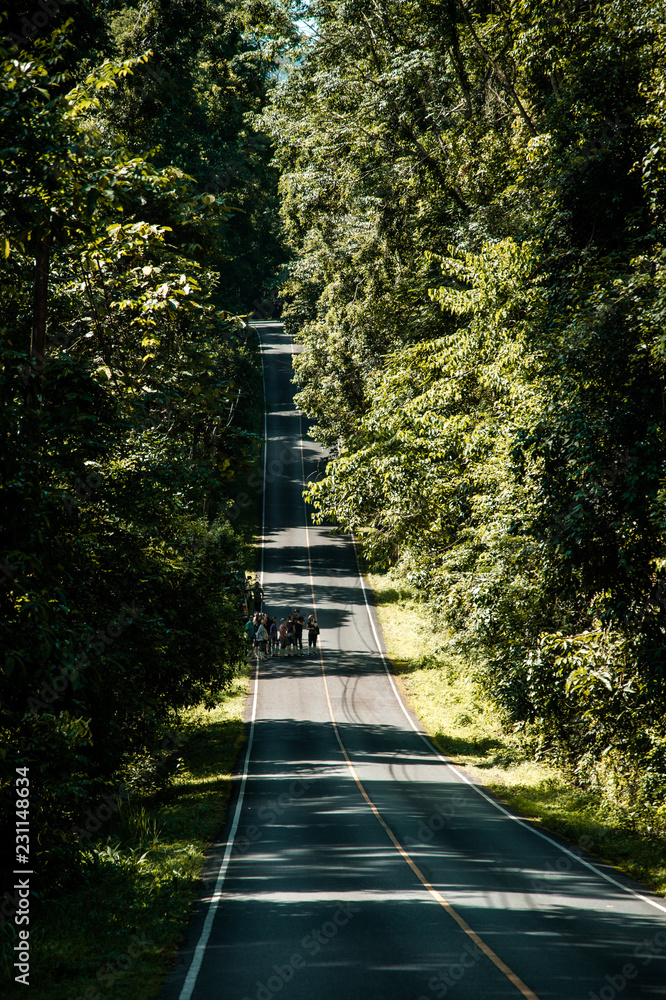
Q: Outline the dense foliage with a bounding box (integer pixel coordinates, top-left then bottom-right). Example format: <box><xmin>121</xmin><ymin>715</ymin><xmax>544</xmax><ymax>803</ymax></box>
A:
<box><xmin>265</xmin><ymin>0</ymin><xmax>666</xmax><ymax>826</ymax></box>
<box><xmin>4</xmin><ymin>0</ymin><xmax>666</xmax><ymax>937</ymax></box>
<box><xmin>0</xmin><ymin>1</ymin><xmax>293</xmax><ymax>908</ymax></box>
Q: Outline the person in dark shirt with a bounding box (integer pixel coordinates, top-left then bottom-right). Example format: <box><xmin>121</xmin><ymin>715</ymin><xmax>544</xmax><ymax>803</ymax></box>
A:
<box><xmin>307</xmin><ymin>614</ymin><xmax>319</xmax><ymax>654</ymax></box>
<box><xmin>293</xmin><ymin>610</ymin><xmax>304</xmax><ymax>656</ymax></box>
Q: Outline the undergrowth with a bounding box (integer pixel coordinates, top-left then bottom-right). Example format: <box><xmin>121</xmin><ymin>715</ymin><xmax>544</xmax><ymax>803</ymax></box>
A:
<box><xmin>366</xmin><ymin>570</ymin><xmax>666</xmax><ymax>896</ymax></box>
<box><xmin>1</xmin><ymin>672</ymin><xmax>249</xmax><ymax>1000</ymax></box>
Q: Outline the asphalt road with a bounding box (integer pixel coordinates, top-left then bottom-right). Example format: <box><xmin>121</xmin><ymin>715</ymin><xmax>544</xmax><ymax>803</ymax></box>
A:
<box><xmin>162</xmin><ymin>321</ymin><xmax>666</xmax><ymax>1000</ymax></box>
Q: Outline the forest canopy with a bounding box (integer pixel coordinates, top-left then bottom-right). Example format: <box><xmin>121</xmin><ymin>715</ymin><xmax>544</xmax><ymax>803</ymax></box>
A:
<box><xmin>0</xmin><ymin>0</ymin><xmax>294</xmax><ymax>899</ymax></box>
<box><xmin>3</xmin><ymin>0</ymin><xmax>666</xmax><ymax>920</ymax></box>
<box><xmin>264</xmin><ymin>0</ymin><xmax>666</xmax><ymax>819</ymax></box>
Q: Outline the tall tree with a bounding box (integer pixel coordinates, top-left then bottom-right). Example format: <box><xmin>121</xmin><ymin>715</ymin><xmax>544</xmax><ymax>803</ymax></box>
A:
<box><xmin>0</xmin><ymin>3</ymin><xmax>292</xmax><ymax>900</ymax></box>
<box><xmin>265</xmin><ymin>0</ymin><xmax>666</xmax><ymax>803</ymax></box>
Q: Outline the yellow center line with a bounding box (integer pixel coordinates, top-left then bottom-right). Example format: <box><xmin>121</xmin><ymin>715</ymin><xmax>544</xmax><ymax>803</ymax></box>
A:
<box><xmin>296</xmin><ymin>417</ymin><xmax>540</xmax><ymax>1000</ymax></box>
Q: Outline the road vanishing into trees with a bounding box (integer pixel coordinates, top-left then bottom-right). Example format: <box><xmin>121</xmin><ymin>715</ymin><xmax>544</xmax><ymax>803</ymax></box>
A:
<box><xmin>162</xmin><ymin>322</ymin><xmax>666</xmax><ymax>1000</ymax></box>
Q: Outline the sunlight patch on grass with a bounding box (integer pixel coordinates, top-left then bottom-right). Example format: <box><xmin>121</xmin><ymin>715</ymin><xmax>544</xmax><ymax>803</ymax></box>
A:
<box><xmin>4</xmin><ymin>670</ymin><xmax>250</xmax><ymax>1000</ymax></box>
<box><xmin>365</xmin><ymin>569</ymin><xmax>666</xmax><ymax>896</ymax></box>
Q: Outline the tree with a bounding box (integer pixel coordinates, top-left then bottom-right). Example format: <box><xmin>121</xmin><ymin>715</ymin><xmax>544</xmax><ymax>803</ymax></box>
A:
<box><xmin>266</xmin><ymin>0</ymin><xmax>666</xmax><ymax>804</ymax></box>
<box><xmin>0</xmin><ymin>6</ymin><xmax>277</xmax><ymax>900</ymax></box>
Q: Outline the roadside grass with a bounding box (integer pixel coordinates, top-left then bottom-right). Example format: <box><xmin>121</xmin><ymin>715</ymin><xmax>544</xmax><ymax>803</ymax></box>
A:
<box><xmin>2</xmin><ymin>323</ymin><xmax>264</xmax><ymax>999</ymax></box>
<box><xmin>365</xmin><ymin>570</ymin><xmax>666</xmax><ymax>897</ymax></box>
<box><xmin>4</xmin><ymin>669</ymin><xmax>250</xmax><ymax>1000</ymax></box>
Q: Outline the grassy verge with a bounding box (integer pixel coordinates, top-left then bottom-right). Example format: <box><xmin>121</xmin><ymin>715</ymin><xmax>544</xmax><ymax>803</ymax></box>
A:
<box><xmin>6</xmin><ymin>669</ymin><xmax>250</xmax><ymax>1000</ymax></box>
<box><xmin>2</xmin><ymin>324</ymin><xmax>265</xmax><ymax>1000</ymax></box>
<box><xmin>365</xmin><ymin>570</ymin><xmax>666</xmax><ymax>896</ymax></box>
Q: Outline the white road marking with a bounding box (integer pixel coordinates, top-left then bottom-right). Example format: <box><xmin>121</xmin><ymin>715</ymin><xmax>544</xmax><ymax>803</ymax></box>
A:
<box><xmin>350</xmin><ymin>539</ymin><xmax>666</xmax><ymax>917</ymax></box>
<box><xmin>177</xmin><ymin>327</ymin><xmax>269</xmax><ymax>999</ymax></box>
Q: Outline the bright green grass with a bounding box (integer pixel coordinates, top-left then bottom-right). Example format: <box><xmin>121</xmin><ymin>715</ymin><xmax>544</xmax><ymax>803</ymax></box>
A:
<box><xmin>366</xmin><ymin>571</ymin><xmax>666</xmax><ymax>896</ymax></box>
<box><xmin>4</xmin><ymin>670</ymin><xmax>249</xmax><ymax>1000</ymax></box>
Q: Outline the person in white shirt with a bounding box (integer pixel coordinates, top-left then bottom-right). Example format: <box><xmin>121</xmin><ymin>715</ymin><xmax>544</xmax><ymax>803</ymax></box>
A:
<box><xmin>256</xmin><ymin>620</ymin><xmax>267</xmax><ymax>659</ymax></box>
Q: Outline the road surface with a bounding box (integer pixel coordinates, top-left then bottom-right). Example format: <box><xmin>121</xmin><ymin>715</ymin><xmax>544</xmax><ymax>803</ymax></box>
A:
<box><xmin>162</xmin><ymin>321</ymin><xmax>666</xmax><ymax>1000</ymax></box>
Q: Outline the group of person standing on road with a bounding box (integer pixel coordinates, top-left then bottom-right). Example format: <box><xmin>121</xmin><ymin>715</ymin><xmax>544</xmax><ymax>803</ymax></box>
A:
<box><xmin>244</xmin><ymin>596</ymin><xmax>320</xmax><ymax>659</ymax></box>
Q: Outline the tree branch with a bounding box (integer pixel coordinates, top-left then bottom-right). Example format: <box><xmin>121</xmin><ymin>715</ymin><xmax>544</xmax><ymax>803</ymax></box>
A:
<box><xmin>456</xmin><ymin>0</ymin><xmax>537</xmax><ymax>136</ymax></box>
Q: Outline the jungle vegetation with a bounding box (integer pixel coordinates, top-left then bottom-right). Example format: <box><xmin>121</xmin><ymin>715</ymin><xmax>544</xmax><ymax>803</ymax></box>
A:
<box><xmin>264</xmin><ymin>0</ymin><xmax>666</xmax><ymax>832</ymax></box>
<box><xmin>3</xmin><ymin>0</ymin><xmax>666</xmax><ymax>944</ymax></box>
<box><xmin>0</xmin><ymin>0</ymin><xmax>293</xmax><ymax>916</ymax></box>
